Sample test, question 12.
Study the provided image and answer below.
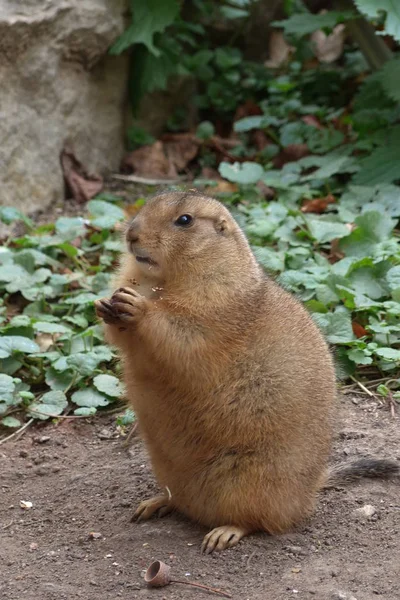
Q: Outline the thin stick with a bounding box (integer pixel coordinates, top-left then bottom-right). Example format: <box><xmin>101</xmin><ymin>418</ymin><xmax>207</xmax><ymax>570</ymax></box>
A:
<box><xmin>112</xmin><ymin>174</ymin><xmax>184</xmax><ymax>185</ymax></box>
<box><xmin>350</xmin><ymin>376</ymin><xmax>375</xmax><ymax>397</ymax></box>
<box><xmin>123</xmin><ymin>421</ymin><xmax>138</xmax><ymax>446</ymax></box>
<box><xmin>28</xmin><ymin>409</ymin><xmax>93</xmax><ymax>420</ymax></box>
<box><xmin>0</xmin><ymin>419</ymin><xmax>34</xmax><ymax>446</ymax></box>
<box><xmin>172</xmin><ymin>579</ymin><xmax>232</xmax><ymax>598</ymax></box>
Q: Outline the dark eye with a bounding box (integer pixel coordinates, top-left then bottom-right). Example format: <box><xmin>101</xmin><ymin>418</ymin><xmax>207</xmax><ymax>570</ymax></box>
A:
<box><xmin>175</xmin><ymin>214</ymin><xmax>193</xmax><ymax>227</ymax></box>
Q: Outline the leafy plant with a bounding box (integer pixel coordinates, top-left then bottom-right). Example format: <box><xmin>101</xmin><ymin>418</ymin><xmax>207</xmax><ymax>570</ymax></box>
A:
<box><xmin>0</xmin><ymin>196</ymin><xmax>129</xmax><ymax>428</ymax></box>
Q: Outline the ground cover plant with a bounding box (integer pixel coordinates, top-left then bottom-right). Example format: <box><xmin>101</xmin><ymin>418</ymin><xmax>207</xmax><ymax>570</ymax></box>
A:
<box><xmin>1</xmin><ymin>0</ymin><xmax>400</xmax><ymax>437</ymax></box>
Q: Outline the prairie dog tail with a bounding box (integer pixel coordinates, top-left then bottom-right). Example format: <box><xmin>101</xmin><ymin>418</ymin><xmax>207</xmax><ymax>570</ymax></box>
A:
<box><xmin>323</xmin><ymin>458</ymin><xmax>399</xmax><ymax>489</ymax></box>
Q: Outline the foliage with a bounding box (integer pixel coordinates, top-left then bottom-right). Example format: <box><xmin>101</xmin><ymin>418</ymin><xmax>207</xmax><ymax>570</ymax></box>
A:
<box><xmin>354</xmin><ymin>0</ymin><xmax>400</xmax><ymax>42</ymax></box>
<box><xmin>2</xmin><ymin>2</ymin><xmax>400</xmax><ymax>434</ymax></box>
<box><xmin>0</xmin><ymin>195</ymin><xmax>133</xmax><ymax>428</ymax></box>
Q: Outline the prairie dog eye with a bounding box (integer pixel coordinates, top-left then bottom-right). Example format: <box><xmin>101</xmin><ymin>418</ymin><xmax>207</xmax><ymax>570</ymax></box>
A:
<box><xmin>175</xmin><ymin>214</ymin><xmax>193</xmax><ymax>226</ymax></box>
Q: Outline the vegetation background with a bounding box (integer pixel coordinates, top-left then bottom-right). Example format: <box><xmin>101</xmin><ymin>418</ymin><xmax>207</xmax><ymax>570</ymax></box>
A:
<box><xmin>1</xmin><ymin>0</ymin><xmax>400</xmax><ymax>436</ymax></box>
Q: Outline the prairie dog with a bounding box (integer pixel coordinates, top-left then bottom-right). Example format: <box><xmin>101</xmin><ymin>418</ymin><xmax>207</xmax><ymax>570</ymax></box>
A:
<box><xmin>95</xmin><ymin>191</ymin><xmax>399</xmax><ymax>553</ymax></box>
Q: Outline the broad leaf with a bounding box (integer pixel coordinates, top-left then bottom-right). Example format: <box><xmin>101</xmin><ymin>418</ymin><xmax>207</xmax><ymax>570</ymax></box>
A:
<box><xmin>354</xmin><ymin>1</ymin><xmax>400</xmax><ymax>42</ymax></box>
<box><xmin>93</xmin><ymin>374</ymin><xmax>125</xmax><ymax>398</ymax></box>
<box><xmin>71</xmin><ymin>388</ymin><xmax>111</xmax><ymax>408</ymax></box>
<box><xmin>219</xmin><ymin>161</ymin><xmax>264</xmax><ymax>184</ymax></box>
<box><xmin>28</xmin><ymin>391</ymin><xmax>68</xmax><ymax>420</ymax></box>
<box><xmin>0</xmin><ymin>336</ymin><xmax>39</xmax><ymax>359</ymax></box>
<box><xmin>110</xmin><ymin>0</ymin><xmax>180</xmax><ymax>56</ymax></box>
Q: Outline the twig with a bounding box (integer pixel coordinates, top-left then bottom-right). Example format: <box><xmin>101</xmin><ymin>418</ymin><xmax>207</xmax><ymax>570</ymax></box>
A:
<box><xmin>123</xmin><ymin>421</ymin><xmax>138</xmax><ymax>446</ymax></box>
<box><xmin>350</xmin><ymin>376</ymin><xmax>375</xmax><ymax>397</ymax></box>
<box><xmin>172</xmin><ymin>578</ymin><xmax>232</xmax><ymax>598</ymax></box>
<box><xmin>2</xmin><ymin>519</ymin><xmax>13</xmax><ymax>530</ymax></box>
<box><xmin>28</xmin><ymin>409</ymin><xmax>93</xmax><ymax>420</ymax></box>
<box><xmin>0</xmin><ymin>418</ymin><xmax>34</xmax><ymax>446</ymax></box>
<box><xmin>387</xmin><ymin>392</ymin><xmax>398</xmax><ymax>419</ymax></box>
<box><xmin>112</xmin><ymin>174</ymin><xmax>184</xmax><ymax>185</ymax></box>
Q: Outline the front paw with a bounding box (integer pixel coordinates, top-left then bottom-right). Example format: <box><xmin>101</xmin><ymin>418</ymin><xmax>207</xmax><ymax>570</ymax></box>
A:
<box><xmin>94</xmin><ymin>298</ymin><xmax>120</xmax><ymax>325</ymax></box>
<box><xmin>110</xmin><ymin>287</ymin><xmax>148</xmax><ymax>324</ymax></box>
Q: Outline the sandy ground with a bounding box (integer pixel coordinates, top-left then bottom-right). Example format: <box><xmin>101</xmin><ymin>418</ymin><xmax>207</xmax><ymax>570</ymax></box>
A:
<box><xmin>1</xmin><ymin>394</ymin><xmax>399</xmax><ymax>600</ymax></box>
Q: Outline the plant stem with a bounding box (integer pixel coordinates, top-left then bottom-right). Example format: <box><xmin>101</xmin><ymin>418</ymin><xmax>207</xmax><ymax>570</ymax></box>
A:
<box><xmin>172</xmin><ymin>579</ymin><xmax>232</xmax><ymax>598</ymax></box>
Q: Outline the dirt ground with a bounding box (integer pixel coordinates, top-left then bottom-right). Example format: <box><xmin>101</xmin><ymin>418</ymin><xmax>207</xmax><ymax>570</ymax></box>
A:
<box><xmin>1</xmin><ymin>394</ymin><xmax>399</xmax><ymax>600</ymax></box>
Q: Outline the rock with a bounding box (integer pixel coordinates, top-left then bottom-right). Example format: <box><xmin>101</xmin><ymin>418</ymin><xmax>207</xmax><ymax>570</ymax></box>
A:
<box><xmin>0</xmin><ymin>0</ymin><xmax>129</xmax><ymax>213</ymax></box>
<box><xmin>331</xmin><ymin>592</ymin><xmax>357</xmax><ymax>600</ymax></box>
<box><xmin>354</xmin><ymin>504</ymin><xmax>377</xmax><ymax>519</ymax></box>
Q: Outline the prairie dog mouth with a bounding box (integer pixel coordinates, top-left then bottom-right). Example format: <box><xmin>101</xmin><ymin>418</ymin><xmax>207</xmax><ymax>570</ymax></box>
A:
<box><xmin>135</xmin><ymin>255</ymin><xmax>158</xmax><ymax>267</ymax></box>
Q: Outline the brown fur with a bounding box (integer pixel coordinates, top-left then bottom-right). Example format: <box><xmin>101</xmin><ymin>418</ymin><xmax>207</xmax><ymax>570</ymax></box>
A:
<box><xmin>95</xmin><ymin>191</ymin><xmax>396</xmax><ymax>552</ymax></box>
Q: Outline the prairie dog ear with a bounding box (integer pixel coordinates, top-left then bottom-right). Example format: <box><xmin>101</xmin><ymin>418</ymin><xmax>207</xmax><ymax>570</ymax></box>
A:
<box><xmin>215</xmin><ymin>217</ymin><xmax>230</xmax><ymax>235</ymax></box>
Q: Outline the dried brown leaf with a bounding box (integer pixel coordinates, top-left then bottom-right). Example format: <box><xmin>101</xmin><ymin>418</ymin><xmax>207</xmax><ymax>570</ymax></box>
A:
<box><xmin>61</xmin><ymin>148</ymin><xmax>103</xmax><ymax>203</ymax></box>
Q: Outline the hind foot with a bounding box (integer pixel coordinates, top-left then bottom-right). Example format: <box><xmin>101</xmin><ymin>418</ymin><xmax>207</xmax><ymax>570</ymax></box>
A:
<box><xmin>201</xmin><ymin>525</ymin><xmax>249</xmax><ymax>554</ymax></box>
<box><xmin>131</xmin><ymin>495</ymin><xmax>173</xmax><ymax>523</ymax></box>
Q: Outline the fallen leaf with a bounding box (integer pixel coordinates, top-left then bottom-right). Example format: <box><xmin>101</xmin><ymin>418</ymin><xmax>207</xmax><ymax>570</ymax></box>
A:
<box><xmin>252</xmin><ymin>130</ymin><xmax>270</xmax><ymax>151</ymax></box>
<box><xmin>204</xmin><ymin>181</ymin><xmax>238</xmax><ymax>195</ymax></box>
<box><xmin>234</xmin><ymin>99</ymin><xmax>262</xmax><ymax>121</ymax></box>
<box><xmin>273</xmin><ymin>144</ymin><xmax>309</xmax><ymax>168</ymax></box>
<box><xmin>200</xmin><ymin>166</ymin><xmax>221</xmax><ymax>180</ymax></box>
<box><xmin>256</xmin><ymin>181</ymin><xmax>275</xmax><ymax>199</ymax></box>
<box><xmin>352</xmin><ymin>321</ymin><xmax>368</xmax><ymax>338</ymax></box>
<box><xmin>265</xmin><ymin>30</ymin><xmax>295</xmax><ymax>68</ymax></box>
<box><xmin>61</xmin><ymin>148</ymin><xmax>103</xmax><ymax>203</ymax></box>
<box><xmin>311</xmin><ymin>24</ymin><xmax>345</xmax><ymax>64</ymax></box>
<box><xmin>301</xmin><ymin>194</ymin><xmax>336</xmax><ymax>213</ymax></box>
<box><xmin>301</xmin><ymin>115</ymin><xmax>323</xmax><ymax>129</ymax></box>
<box><xmin>328</xmin><ymin>238</ymin><xmax>345</xmax><ymax>263</ymax></box>
<box><xmin>36</xmin><ymin>333</ymin><xmax>56</xmax><ymax>352</ymax></box>
<box><xmin>122</xmin><ymin>141</ymin><xmax>177</xmax><ymax>178</ymax></box>
<box><xmin>164</xmin><ymin>135</ymin><xmax>199</xmax><ymax>172</ymax></box>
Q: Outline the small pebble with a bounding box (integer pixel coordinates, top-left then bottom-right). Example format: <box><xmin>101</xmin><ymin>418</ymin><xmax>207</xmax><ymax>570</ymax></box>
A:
<box><xmin>354</xmin><ymin>504</ymin><xmax>376</xmax><ymax>519</ymax></box>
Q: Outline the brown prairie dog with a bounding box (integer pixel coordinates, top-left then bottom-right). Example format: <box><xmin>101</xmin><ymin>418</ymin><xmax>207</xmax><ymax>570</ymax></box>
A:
<box><xmin>95</xmin><ymin>190</ymin><xmax>399</xmax><ymax>554</ymax></box>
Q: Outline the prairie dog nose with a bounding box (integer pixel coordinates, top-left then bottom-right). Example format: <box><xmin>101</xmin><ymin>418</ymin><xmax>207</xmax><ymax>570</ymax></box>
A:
<box><xmin>126</xmin><ymin>220</ymin><xmax>140</xmax><ymax>243</ymax></box>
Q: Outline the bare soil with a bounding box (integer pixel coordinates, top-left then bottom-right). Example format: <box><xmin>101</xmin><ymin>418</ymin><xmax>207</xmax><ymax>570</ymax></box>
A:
<box><xmin>1</xmin><ymin>394</ymin><xmax>399</xmax><ymax>600</ymax></box>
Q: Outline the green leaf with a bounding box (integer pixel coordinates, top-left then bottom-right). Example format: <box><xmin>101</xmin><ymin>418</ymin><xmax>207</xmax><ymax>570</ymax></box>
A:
<box><xmin>55</xmin><ymin>216</ymin><xmax>86</xmax><ymax>238</ymax></box>
<box><xmin>33</xmin><ymin>322</ymin><xmax>72</xmax><ymax>335</ymax></box>
<box><xmin>272</xmin><ymin>10</ymin><xmax>355</xmax><ymax>37</ymax></box>
<box><xmin>196</xmin><ymin>121</ymin><xmax>215</xmax><ymax>140</ymax></box>
<box><xmin>253</xmin><ymin>247</ymin><xmax>285</xmax><ymax>272</ymax></box>
<box><xmin>64</xmin><ymin>293</ymin><xmax>100</xmax><ymax>305</ymax></box>
<box><xmin>71</xmin><ymin>388</ymin><xmax>110</xmax><ymax>408</ymax></box>
<box><xmin>305</xmin><ymin>217</ymin><xmax>350</xmax><ymax>244</ymax></box>
<box><xmin>93</xmin><ymin>374</ymin><xmax>125</xmax><ymax>398</ymax></box>
<box><xmin>87</xmin><ymin>200</ymin><xmax>125</xmax><ymax>229</ymax></box>
<box><xmin>312</xmin><ymin>308</ymin><xmax>355</xmax><ymax>344</ymax></box>
<box><xmin>74</xmin><ymin>407</ymin><xmax>97</xmax><ymax>416</ymax></box>
<box><xmin>374</xmin><ymin>347</ymin><xmax>400</xmax><ymax>361</ymax></box>
<box><xmin>0</xmin><ymin>374</ymin><xmax>16</xmax><ymax>402</ymax></box>
<box><xmin>67</xmin><ymin>347</ymin><xmax>113</xmax><ymax>376</ymax></box>
<box><xmin>340</xmin><ymin>211</ymin><xmax>396</xmax><ymax>257</ymax></box>
<box><xmin>376</xmin><ymin>57</ymin><xmax>400</xmax><ymax>102</ymax></box>
<box><xmin>348</xmin><ymin>349</ymin><xmax>373</xmax><ymax>365</ymax></box>
<box><xmin>387</xmin><ymin>266</ymin><xmax>400</xmax><ymax>291</ymax></box>
<box><xmin>110</xmin><ymin>0</ymin><xmax>180</xmax><ymax>56</ymax></box>
<box><xmin>219</xmin><ymin>161</ymin><xmax>264</xmax><ymax>184</ymax></box>
<box><xmin>354</xmin><ymin>1</ymin><xmax>400</xmax><ymax>42</ymax></box>
<box><xmin>45</xmin><ymin>367</ymin><xmax>75</xmax><ymax>392</ymax></box>
<box><xmin>354</xmin><ymin>130</ymin><xmax>400</xmax><ymax>185</ymax></box>
<box><xmin>0</xmin><ymin>336</ymin><xmax>40</xmax><ymax>359</ymax></box>
<box><xmin>28</xmin><ymin>391</ymin><xmax>68</xmax><ymax>420</ymax></box>
<box><xmin>1</xmin><ymin>416</ymin><xmax>22</xmax><ymax>428</ymax></box>
<box><xmin>234</xmin><ymin>116</ymin><xmax>281</xmax><ymax>133</ymax></box>
<box><xmin>116</xmin><ymin>408</ymin><xmax>136</xmax><ymax>426</ymax></box>
<box><xmin>302</xmin><ymin>154</ymin><xmax>358</xmax><ymax>181</ymax></box>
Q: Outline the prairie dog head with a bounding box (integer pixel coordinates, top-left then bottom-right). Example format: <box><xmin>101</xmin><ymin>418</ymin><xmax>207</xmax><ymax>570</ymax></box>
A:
<box><xmin>125</xmin><ymin>191</ymin><xmax>255</xmax><ymax>282</ymax></box>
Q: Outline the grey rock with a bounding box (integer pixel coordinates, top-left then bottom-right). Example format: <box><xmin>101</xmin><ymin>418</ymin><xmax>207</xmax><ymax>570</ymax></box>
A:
<box><xmin>0</xmin><ymin>0</ymin><xmax>129</xmax><ymax>213</ymax></box>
